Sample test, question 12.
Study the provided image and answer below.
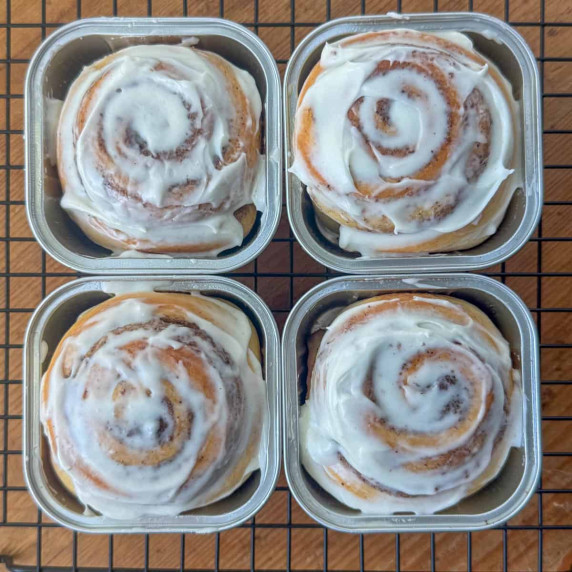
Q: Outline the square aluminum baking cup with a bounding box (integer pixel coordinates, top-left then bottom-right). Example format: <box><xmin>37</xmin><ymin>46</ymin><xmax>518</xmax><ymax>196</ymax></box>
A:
<box><xmin>23</xmin><ymin>276</ymin><xmax>281</xmax><ymax>533</ymax></box>
<box><xmin>282</xmin><ymin>274</ymin><xmax>541</xmax><ymax>532</ymax></box>
<box><xmin>25</xmin><ymin>18</ymin><xmax>282</xmax><ymax>274</ymax></box>
<box><xmin>284</xmin><ymin>13</ymin><xmax>542</xmax><ymax>274</ymax></box>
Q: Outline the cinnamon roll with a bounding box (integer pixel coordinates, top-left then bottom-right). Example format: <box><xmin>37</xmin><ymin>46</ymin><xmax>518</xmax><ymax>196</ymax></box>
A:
<box><xmin>291</xmin><ymin>30</ymin><xmax>519</xmax><ymax>256</ymax></box>
<box><xmin>58</xmin><ymin>45</ymin><xmax>263</xmax><ymax>256</ymax></box>
<box><xmin>301</xmin><ymin>293</ymin><xmax>521</xmax><ymax>514</ymax></box>
<box><xmin>41</xmin><ymin>292</ymin><xmax>265</xmax><ymax>518</ymax></box>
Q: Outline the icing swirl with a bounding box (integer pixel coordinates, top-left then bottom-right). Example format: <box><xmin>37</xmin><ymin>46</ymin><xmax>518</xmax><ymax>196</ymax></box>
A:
<box><xmin>41</xmin><ymin>292</ymin><xmax>265</xmax><ymax>518</ymax></box>
<box><xmin>58</xmin><ymin>45</ymin><xmax>264</xmax><ymax>256</ymax></box>
<box><xmin>291</xmin><ymin>30</ymin><xmax>519</xmax><ymax>256</ymax></box>
<box><xmin>301</xmin><ymin>293</ymin><xmax>520</xmax><ymax>514</ymax></box>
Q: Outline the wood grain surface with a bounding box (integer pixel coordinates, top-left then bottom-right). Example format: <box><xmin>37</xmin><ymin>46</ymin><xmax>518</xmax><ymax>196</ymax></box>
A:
<box><xmin>0</xmin><ymin>0</ymin><xmax>570</xmax><ymax>570</ymax></box>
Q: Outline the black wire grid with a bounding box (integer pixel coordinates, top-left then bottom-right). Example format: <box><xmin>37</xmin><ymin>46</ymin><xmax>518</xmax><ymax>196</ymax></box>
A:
<box><xmin>0</xmin><ymin>0</ymin><xmax>570</xmax><ymax>570</ymax></box>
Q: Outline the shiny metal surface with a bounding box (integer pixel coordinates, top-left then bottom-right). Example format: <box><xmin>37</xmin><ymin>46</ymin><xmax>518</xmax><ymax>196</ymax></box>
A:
<box><xmin>282</xmin><ymin>274</ymin><xmax>541</xmax><ymax>532</ymax></box>
<box><xmin>284</xmin><ymin>14</ymin><xmax>542</xmax><ymax>273</ymax></box>
<box><xmin>26</xmin><ymin>18</ymin><xmax>282</xmax><ymax>274</ymax></box>
<box><xmin>24</xmin><ymin>276</ymin><xmax>281</xmax><ymax>533</ymax></box>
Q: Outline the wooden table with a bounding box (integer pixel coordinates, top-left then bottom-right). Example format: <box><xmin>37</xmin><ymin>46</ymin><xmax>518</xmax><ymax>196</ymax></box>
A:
<box><xmin>0</xmin><ymin>0</ymin><xmax>570</xmax><ymax>570</ymax></box>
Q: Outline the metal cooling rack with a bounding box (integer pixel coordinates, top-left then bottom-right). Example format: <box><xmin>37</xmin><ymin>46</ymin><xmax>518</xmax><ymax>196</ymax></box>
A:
<box><xmin>1</xmin><ymin>0</ymin><xmax>571</xmax><ymax>570</ymax></box>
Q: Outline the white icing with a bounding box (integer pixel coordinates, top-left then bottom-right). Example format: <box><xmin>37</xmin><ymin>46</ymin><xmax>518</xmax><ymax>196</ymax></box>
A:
<box><xmin>45</xmin><ymin>98</ymin><xmax>63</xmax><ymax>167</ymax></box>
<box><xmin>480</xmin><ymin>28</ymin><xmax>503</xmax><ymax>43</ymax></box>
<box><xmin>180</xmin><ymin>37</ymin><xmax>200</xmax><ymax>47</ymax></box>
<box><xmin>100</xmin><ymin>280</ymin><xmax>167</xmax><ymax>295</ymax></box>
<box><xmin>40</xmin><ymin>340</ymin><xmax>49</xmax><ymax>363</ymax></box>
<box><xmin>41</xmin><ymin>294</ymin><xmax>265</xmax><ymax>519</ymax></box>
<box><xmin>58</xmin><ymin>45</ymin><xmax>264</xmax><ymax>256</ymax></box>
<box><xmin>290</xmin><ymin>30</ymin><xmax>519</xmax><ymax>256</ymax></box>
<box><xmin>252</xmin><ymin>155</ymin><xmax>267</xmax><ymax>212</ymax></box>
<box><xmin>301</xmin><ymin>295</ymin><xmax>521</xmax><ymax>514</ymax></box>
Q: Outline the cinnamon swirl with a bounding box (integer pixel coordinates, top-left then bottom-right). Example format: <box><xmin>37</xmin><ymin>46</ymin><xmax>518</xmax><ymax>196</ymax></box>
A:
<box><xmin>41</xmin><ymin>292</ymin><xmax>265</xmax><ymax>518</ymax></box>
<box><xmin>291</xmin><ymin>30</ymin><xmax>519</xmax><ymax>256</ymax></box>
<box><xmin>58</xmin><ymin>44</ymin><xmax>263</xmax><ymax>256</ymax></box>
<box><xmin>301</xmin><ymin>293</ymin><xmax>521</xmax><ymax>514</ymax></box>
